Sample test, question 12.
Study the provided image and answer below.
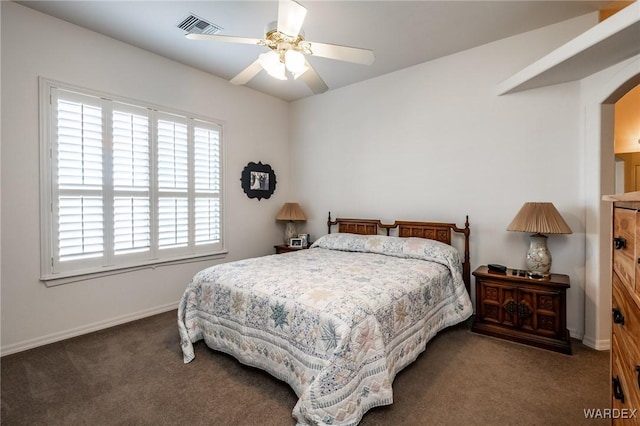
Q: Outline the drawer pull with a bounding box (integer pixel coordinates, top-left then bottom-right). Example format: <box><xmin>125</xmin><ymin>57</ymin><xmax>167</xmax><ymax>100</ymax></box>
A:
<box><xmin>613</xmin><ymin>376</ymin><xmax>625</xmax><ymax>403</ymax></box>
<box><xmin>517</xmin><ymin>301</ymin><xmax>532</xmax><ymax>319</ymax></box>
<box><xmin>636</xmin><ymin>366</ymin><xmax>640</xmax><ymax>390</ymax></box>
<box><xmin>614</xmin><ymin>237</ymin><xmax>627</xmax><ymax>250</ymax></box>
<box><xmin>612</xmin><ymin>308</ymin><xmax>625</xmax><ymax>325</ymax></box>
<box><xmin>504</xmin><ymin>300</ymin><xmax>518</xmax><ymax>316</ymax></box>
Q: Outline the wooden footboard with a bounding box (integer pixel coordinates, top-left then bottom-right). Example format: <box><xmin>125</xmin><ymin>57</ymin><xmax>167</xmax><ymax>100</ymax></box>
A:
<box><xmin>327</xmin><ymin>212</ymin><xmax>471</xmax><ymax>293</ymax></box>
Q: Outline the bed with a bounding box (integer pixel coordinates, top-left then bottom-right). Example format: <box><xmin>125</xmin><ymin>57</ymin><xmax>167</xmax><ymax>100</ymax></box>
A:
<box><xmin>178</xmin><ymin>214</ymin><xmax>473</xmax><ymax>425</ymax></box>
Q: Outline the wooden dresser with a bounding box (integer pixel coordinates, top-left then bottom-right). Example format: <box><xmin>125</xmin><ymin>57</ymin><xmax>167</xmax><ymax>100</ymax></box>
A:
<box><xmin>606</xmin><ymin>195</ymin><xmax>640</xmax><ymax>419</ymax></box>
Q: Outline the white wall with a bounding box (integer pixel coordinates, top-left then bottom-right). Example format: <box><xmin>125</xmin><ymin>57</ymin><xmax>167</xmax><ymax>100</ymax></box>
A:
<box><xmin>290</xmin><ymin>14</ymin><xmax>599</xmax><ymax>340</ymax></box>
<box><xmin>0</xmin><ymin>2</ymin><xmax>291</xmax><ymax>355</ymax></box>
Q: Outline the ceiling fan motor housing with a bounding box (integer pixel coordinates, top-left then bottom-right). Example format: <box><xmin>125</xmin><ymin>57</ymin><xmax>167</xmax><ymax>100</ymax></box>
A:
<box><xmin>262</xmin><ymin>21</ymin><xmax>311</xmax><ymax>57</ymax></box>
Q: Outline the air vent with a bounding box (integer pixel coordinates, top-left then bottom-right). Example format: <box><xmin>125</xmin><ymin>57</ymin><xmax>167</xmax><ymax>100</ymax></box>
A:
<box><xmin>177</xmin><ymin>14</ymin><xmax>222</xmax><ymax>35</ymax></box>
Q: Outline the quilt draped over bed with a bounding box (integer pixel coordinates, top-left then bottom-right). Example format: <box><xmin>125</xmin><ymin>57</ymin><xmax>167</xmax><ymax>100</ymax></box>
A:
<box><xmin>178</xmin><ymin>233</ymin><xmax>472</xmax><ymax>425</ymax></box>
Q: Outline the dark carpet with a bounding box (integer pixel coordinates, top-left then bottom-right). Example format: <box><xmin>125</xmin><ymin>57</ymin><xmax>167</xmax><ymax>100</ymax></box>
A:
<box><xmin>1</xmin><ymin>310</ymin><xmax>610</xmax><ymax>425</ymax></box>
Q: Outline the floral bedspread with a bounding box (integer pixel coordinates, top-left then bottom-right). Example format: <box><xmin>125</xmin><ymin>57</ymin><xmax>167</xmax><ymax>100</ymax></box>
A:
<box><xmin>178</xmin><ymin>233</ymin><xmax>472</xmax><ymax>425</ymax></box>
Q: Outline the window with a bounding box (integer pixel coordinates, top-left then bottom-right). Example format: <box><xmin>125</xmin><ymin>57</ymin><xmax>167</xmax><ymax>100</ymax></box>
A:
<box><xmin>40</xmin><ymin>79</ymin><xmax>224</xmax><ymax>282</ymax></box>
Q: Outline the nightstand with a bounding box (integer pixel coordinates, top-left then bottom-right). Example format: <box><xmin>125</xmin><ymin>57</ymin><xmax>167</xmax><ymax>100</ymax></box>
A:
<box><xmin>471</xmin><ymin>265</ymin><xmax>572</xmax><ymax>354</ymax></box>
<box><xmin>274</xmin><ymin>244</ymin><xmax>307</xmax><ymax>254</ymax></box>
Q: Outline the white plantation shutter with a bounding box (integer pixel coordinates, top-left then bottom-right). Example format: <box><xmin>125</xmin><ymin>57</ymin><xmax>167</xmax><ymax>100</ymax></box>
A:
<box><xmin>54</xmin><ymin>92</ymin><xmax>104</xmax><ymax>263</ymax></box>
<box><xmin>58</xmin><ymin>195</ymin><xmax>104</xmax><ymax>260</ymax></box>
<box><xmin>158</xmin><ymin>197</ymin><xmax>189</xmax><ymax>248</ymax></box>
<box><xmin>56</xmin><ymin>98</ymin><xmax>103</xmax><ymax>189</ymax></box>
<box><xmin>157</xmin><ymin>116</ymin><xmax>189</xmax><ymax>250</ymax></box>
<box><xmin>194</xmin><ymin>126</ymin><xmax>220</xmax><ymax>192</ymax></box>
<box><xmin>112</xmin><ymin>108</ymin><xmax>150</xmax><ymax>189</ymax></box>
<box><xmin>195</xmin><ymin>198</ymin><xmax>220</xmax><ymax>244</ymax></box>
<box><xmin>42</xmin><ymin>80</ymin><xmax>224</xmax><ymax>280</ymax></box>
<box><xmin>114</xmin><ymin>197</ymin><xmax>150</xmax><ymax>253</ymax></box>
<box><xmin>112</xmin><ymin>106</ymin><xmax>151</xmax><ymax>255</ymax></box>
<box><xmin>157</xmin><ymin>118</ymin><xmax>188</xmax><ymax>191</ymax></box>
<box><xmin>194</xmin><ymin>124</ymin><xmax>221</xmax><ymax>245</ymax></box>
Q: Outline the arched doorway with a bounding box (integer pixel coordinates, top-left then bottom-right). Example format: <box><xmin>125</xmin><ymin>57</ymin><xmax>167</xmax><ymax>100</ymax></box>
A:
<box><xmin>583</xmin><ymin>57</ymin><xmax>640</xmax><ymax>349</ymax></box>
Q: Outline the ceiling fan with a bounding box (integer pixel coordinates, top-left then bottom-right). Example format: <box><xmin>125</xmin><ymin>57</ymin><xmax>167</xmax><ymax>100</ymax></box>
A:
<box><xmin>185</xmin><ymin>0</ymin><xmax>375</xmax><ymax>94</ymax></box>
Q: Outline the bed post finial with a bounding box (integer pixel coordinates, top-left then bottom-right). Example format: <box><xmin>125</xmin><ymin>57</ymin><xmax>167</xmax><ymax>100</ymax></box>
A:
<box><xmin>327</xmin><ymin>212</ymin><xmax>332</xmax><ymax>234</ymax></box>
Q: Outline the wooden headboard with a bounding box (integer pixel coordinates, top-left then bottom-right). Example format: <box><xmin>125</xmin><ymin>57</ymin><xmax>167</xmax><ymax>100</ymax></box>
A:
<box><xmin>327</xmin><ymin>212</ymin><xmax>471</xmax><ymax>292</ymax></box>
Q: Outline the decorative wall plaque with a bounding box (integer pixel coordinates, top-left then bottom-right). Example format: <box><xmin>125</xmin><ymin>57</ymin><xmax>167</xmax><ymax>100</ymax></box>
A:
<box><xmin>240</xmin><ymin>161</ymin><xmax>277</xmax><ymax>200</ymax></box>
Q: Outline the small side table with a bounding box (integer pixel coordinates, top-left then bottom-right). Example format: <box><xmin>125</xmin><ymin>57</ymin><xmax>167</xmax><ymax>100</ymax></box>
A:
<box><xmin>274</xmin><ymin>245</ymin><xmax>307</xmax><ymax>254</ymax></box>
<box><xmin>471</xmin><ymin>265</ymin><xmax>572</xmax><ymax>354</ymax></box>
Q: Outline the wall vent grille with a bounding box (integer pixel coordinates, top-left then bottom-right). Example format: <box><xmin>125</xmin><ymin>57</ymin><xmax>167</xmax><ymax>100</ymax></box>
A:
<box><xmin>177</xmin><ymin>14</ymin><xmax>222</xmax><ymax>35</ymax></box>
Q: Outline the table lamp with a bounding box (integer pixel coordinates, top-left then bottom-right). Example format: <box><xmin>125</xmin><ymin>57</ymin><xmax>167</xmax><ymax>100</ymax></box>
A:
<box><xmin>276</xmin><ymin>202</ymin><xmax>307</xmax><ymax>244</ymax></box>
<box><xmin>507</xmin><ymin>202</ymin><xmax>572</xmax><ymax>278</ymax></box>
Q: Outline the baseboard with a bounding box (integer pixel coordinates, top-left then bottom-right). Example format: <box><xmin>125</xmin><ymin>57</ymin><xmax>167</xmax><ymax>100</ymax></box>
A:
<box><xmin>0</xmin><ymin>302</ymin><xmax>179</xmax><ymax>357</ymax></box>
<box><xmin>568</xmin><ymin>327</ymin><xmax>583</xmax><ymax>340</ymax></box>
<box><xmin>571</xmin><ymin>327</ymin><xmax>611</xmax><ymax>350</ymax></box>
<box><xmin>581</xmin><ymin>334</ymin><xmax>611</xmax><ymax>351</ymax></box>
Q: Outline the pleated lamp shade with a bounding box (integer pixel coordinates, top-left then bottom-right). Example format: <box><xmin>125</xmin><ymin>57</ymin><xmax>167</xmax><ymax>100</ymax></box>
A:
<box><xmin>275</xmin><ymin>203</ymin><xmax>307</xmax><ymax>221</ymax></box>
<box><xmin>276</xmin><ymin>203</ymin><xmax>306</xmax><ymax>244</ymax></box>
<box><xmin>507</xmin><ymin>202</ymin><xmax>572</xmax><ymax>235</ymax></box>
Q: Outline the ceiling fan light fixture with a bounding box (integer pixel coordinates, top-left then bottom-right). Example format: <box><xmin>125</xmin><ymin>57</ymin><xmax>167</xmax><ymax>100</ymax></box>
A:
<box><xmin>186</xmin><ymin>0</ymin><xmax>373</xmax><ymax>92</ymax></box>
<box><xmin>259</xmin><ymin>51</ymin><xmax>286</xmax><ymax>80</ymax></box>
<box><xmin>284</xmin><ymin>50</ymin><xmax>308</xmax><ymax>78</ymax></box>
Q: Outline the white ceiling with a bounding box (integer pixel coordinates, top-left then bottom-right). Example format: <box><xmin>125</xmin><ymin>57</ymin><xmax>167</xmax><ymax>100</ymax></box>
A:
<box><xmin>17</xmin><ymin>0</ymin><xmax>623</xmax><ymax>102</ymax></box>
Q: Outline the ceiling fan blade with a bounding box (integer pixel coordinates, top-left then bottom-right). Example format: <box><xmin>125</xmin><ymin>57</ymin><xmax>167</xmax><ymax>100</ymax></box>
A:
<box><xmin>300</xmin><ymin>61</ymin><xmax>328</xmax><ymax>95</ymax></box>
<box><xmin>308</xmin><ymin>41</ymin><xmax>375</xmax><ymax>65</ymax></box>
<box><xmin>277</xmin><ymin>0</ymin><xmax>307</xmax><ymax>37</ymax></box>
<box><xmin>186</xmin><ymin>33</ymin><xmax>262</xmax><ymax>45</ymax></box>
<box><xmin>230</xmin><ymin>59</ymin><xmax>263</xmax><ymax>85</ymax></box>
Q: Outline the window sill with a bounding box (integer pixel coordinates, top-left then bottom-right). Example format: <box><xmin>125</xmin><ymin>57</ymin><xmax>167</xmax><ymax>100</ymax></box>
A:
<box><xmin>41</xmin><ymin>250</ymin><xmax>228</xmax><ymax>287</ymax></box>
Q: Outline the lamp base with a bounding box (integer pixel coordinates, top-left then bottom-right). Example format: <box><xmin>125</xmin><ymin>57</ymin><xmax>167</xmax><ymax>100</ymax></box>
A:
<box><xmin>526</xmin><ymin>233</ymin><xmax>551</xmax><ymax>276</ymax></box>
<box><xmin>284</xmin><ymin>221</ymin><xmax>297</xmax><ymax>244</ymax></box>
<box><xmin>527</xmin><ymin>271</ymin><xmax>550</xmax><ymax>280</ymax></box>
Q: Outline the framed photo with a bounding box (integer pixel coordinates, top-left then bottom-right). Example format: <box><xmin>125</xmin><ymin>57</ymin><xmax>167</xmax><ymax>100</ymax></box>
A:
<box><xmin>298</xmin><ymin>234</ymin><xmax>308</xmax><ymax>247</ymax></box>
<box><xmin>289</xmin><ymin>237</ymin><xmax>303</xmax><ymax>248</ymax></box>
<box><xmin>240</xmin><ymin>161</ymin><xmax>277</xmax><ymax>200</ymax></box>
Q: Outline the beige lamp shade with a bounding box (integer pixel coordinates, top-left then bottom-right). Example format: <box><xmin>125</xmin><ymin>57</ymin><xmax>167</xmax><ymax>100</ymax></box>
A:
<box><xmin>276</xmin><ymin>203</ymin><xmax>306</xmax><ymax>244</ymax></box>
<box><xmin>276</xmin><ymin>203</ymin><xmax>307</xmax><ymax>222</ymax></box>
<box><xmin>507</xmin><ymin>202</ymin><xmax>572</xmax><ymax>235</ymax></box>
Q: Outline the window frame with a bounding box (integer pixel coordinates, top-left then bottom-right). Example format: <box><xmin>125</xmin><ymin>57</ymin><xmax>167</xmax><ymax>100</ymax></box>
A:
<box><xmin>39</xmin><ymin>78</ymin><xmax>226</xmax><ymax>286</ymax></box>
